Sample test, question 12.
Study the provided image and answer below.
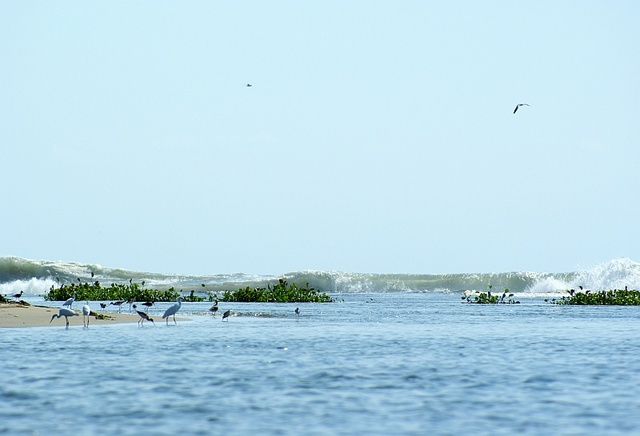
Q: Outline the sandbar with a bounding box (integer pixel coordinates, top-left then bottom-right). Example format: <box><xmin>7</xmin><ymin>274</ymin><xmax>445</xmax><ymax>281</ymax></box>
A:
<box><xmin>0</xmin><ymin>302</ymin><xmax>145</xmax><ymax>328</ymax></box>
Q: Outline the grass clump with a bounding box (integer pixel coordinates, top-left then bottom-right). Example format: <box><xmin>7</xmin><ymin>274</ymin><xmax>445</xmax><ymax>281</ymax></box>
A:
<box><xmin>220</xmin><ymin>279</ymin><xmax>332</xmax><ymax>303</ymax></box>
<box><xmin>554</xmin><ymin>288</ymin><xmax>640</xmax><ymax>305</ymax></box>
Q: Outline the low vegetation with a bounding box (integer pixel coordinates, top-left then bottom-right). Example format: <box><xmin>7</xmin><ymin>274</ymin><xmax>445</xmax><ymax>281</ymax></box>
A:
<box><xmin>219</xmin><ymin>279</ymin><xmax>333</xmax><ymax>303</ymax></box>
<box><xmin>552</xmin><ymin>288</ymin><xmax>640</xmax><ymax>305</ymax></box>
<box><xmin>43</xmin><ymin>278</ymin><xmax>332</xmax><ymax>304</ymax></box>
<box><xmin>463</xmin><ymin>285</ymin><xmax>520</xmax><ymax>304</ymax></box>
<box><xmin>45</xmin><ymin>279</ymin><xmax>181</xmax><ymax>303</ymax></box>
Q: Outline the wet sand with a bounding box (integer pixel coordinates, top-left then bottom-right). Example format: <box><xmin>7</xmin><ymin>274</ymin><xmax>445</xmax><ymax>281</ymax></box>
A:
<box><xmin>0</xmin><ymin>302</ymin><xmax>144</xmax><ymax>328</ymax></box>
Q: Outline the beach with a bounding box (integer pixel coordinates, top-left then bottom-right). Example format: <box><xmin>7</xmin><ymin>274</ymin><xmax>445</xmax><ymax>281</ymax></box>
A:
<box><xmin>0</xmin><ymin>302</ymin><xmax>144</xmax><ymax>328</ymax></box>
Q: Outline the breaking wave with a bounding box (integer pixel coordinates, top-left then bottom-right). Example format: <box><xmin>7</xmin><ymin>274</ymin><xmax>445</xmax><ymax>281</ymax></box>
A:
<box><xmin>2</xmin><ymin>256</ymin><xmax>640</xmax><ymax>297</ymax></box>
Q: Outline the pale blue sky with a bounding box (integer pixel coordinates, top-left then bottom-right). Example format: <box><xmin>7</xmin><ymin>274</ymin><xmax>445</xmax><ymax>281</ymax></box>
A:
<box><xmin>1</xmin><ymin>1</ymin><xmax>639</xmax><ymax>275</ymax></box>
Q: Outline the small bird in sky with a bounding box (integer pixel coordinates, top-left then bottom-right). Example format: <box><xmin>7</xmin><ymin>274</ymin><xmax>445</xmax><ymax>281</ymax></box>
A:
<box><xmin>513</xmin><ymin>103</ymin><xmax>530</xmax><ymax>114</ymax></box>
<box><xmin>246</xmin><ymin>83</ymin><xmax>252</xmax><ymax>87</ymax></box>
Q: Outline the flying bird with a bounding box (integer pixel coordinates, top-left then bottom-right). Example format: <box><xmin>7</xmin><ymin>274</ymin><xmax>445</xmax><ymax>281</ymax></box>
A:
<box><xmin>513</xmin><ymin>103</ymin><xmax>530</xmax><ymax>114</ymax></box>
<box><xmin>50</xmin><ymin>307</ymin><xmax>79</xmax><ymax>328</ymax></box>
<box><xmin>82</xmin><ymin>302</ymin><xmax>91</xmax><ymax>328</ymax></box>
<box><xmin>162</xmin><ymin>297</ymin><xmax>184</xmax><ymax>325</ymax></box>
<box><xmin>246</xmin><ymin>83</ymin><xmax>252</xmax><ymax>87</ymax></box>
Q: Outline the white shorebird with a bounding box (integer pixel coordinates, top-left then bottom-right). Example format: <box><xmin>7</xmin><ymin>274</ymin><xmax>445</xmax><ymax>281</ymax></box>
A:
<box><xmin>82</xmin><ymin>302</ymin><xmax>91</xmax><ymax>328</ymax></box>
<box><xmin>162</xmin><ymin>297</ymin><xmax>184</xmax><ymax>325</ymax></box>
<box><xmin>62</xmin><ymin>296</ymin><xmax>75</xmax><ymax>309</ymax></box>
<box><xmin>50</xmin><ymin>307</ymin><xmax>79</xmax><ymax>328</ymax></box>
<box><xmin>513</xmin><ymin>103</ymin><xmax>530</xmax><ymax>114</ymax></box>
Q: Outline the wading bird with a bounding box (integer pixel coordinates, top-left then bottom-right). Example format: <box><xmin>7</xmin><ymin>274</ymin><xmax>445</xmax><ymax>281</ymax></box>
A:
<box><xmin>209</xmin><ymin>300</ymin><xmax>219</xmax><ymax>316</ymax></box>
<box><xmin>141</xmin><ymin>301</ymin><xmax>154</xmax><ymax>310</ymax></box>
<box><xmin>50</xmin><ymin>307</ymin><xmax>78</xmax><ymax>328</ymax></box>
<box><xmin>99</xmin><ymin>302</ymin><xmax>107</xmax><ymax>310</ymax></box>
<box><xmin>62</xmin><ymin>296</ymin><xmax>75</xmax><ymax>309</ymax></box>
<box><xmin>513</xmin><ymin>103</ymin><xmax>530</xmax><ymax>114</ymax></box>
<box><xmin>162</xmin><ymin>297</ymin><xmax>184</xmax><ymax>325</ymax></box>
<box><xmin>136</xmin><ymin>310</ymin><xmax>155</xmax><ymax>326</ymax></box>
<box><xmin>8</xmin><ymin>291</ymin><xmax>23</xmax><ymax>300</ymax></box>
<box><xmin>110</xmin><ymin>301</ymin><xmax>125</xmax><ymax>313</ymax></box>
<box><xmin>82</xmin><ymin>302</ymin><xmax>91</xmax><ymax>328</ymax></box>
<box><xmin>222</xmin><ymin>309</ymin><xmax>231</xmax><ymax>322</ymax></box>
<box><xmin>295</xmin><ymin>307</ymin><xmax>300</xmax><ymax>319</ymax></box>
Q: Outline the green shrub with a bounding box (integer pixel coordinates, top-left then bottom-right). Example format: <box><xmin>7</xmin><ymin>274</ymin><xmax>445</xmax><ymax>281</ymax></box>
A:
<box><xmin>554</xmin><ymin>288</ymin><xmax>640</xmax><ymax>305</ymax></box>
<box><xmin>220</xmin><ymin>279</ymin><xmax>332</xmax><ymax>303</ymax></box>
<box><xmin>44</xmin><ymin>280</ymin><xmax>181</xmax><ymax>302</ymax></box>
<box><xmin>463</xmin><ymin>285</ymin><xmax>520</xmax><ymax>304</ymax></box>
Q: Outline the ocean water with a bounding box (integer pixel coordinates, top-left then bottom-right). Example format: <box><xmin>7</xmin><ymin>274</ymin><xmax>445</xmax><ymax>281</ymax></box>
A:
<box><xmin>2</xmin><ymin>258</ymin><xmax>640</xmax><ymax>435</ymax></box>
<box><xmin>2</xmin><ymin>293</ymin><xmax>640</xmax><ymax>435</ymax></box>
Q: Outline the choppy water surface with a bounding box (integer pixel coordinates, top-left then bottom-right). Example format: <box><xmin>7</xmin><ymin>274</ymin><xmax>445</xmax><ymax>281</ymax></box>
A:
<box><xmin>2</xmin><ymin>293</ymin><xmax>640</xmax><ymax>435</ymax></box>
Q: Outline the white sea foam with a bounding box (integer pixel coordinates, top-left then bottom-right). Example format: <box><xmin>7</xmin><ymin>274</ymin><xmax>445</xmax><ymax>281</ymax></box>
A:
<box><xmin>0</xmin><ymin>277</ymin><xmax>58</xmax><ymax>296</ymax></box>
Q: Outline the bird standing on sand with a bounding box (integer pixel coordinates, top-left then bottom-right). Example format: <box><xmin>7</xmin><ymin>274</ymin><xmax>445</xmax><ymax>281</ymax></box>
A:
<box><xmin>82</xmin><ymin>302</ymin><xmax>91</xmax><ymax>328</ymax></box>
<box><xmin>136</xmin><ymin>310</ymin><xmax>155</xmax><ymax>326</ymax></box>
<box><xmin>513</xmin><ymin>103</ymin><xmax>530</xmax><ymax>114</ymax></box>
<box><xmin>162</xmin><ymin>297</ymin><xmax>184</xmax><ymax>325</ymax></box>
<box><xmin>9</xmin><ymin>291</ymin><xmax>23</xmax><ymax>301</ymax></box>
<box><xmin>50</xmin><ymin>307</ymin><xmax>79</xmax><ymax>328</ymax></box>
<box><xmin>62</xmin><ymin>296</ymin><xmax>75</xmax><ymax>309</ymax></box>
<box><xmin>209</xmin><ymin>300</ymin><xmax>219</xmax><ymax>316</ymax></box>
<box><xmin>222</xmin><ymin>309</ymin><xmax>231</xmax><ymax>321</ymax></box>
